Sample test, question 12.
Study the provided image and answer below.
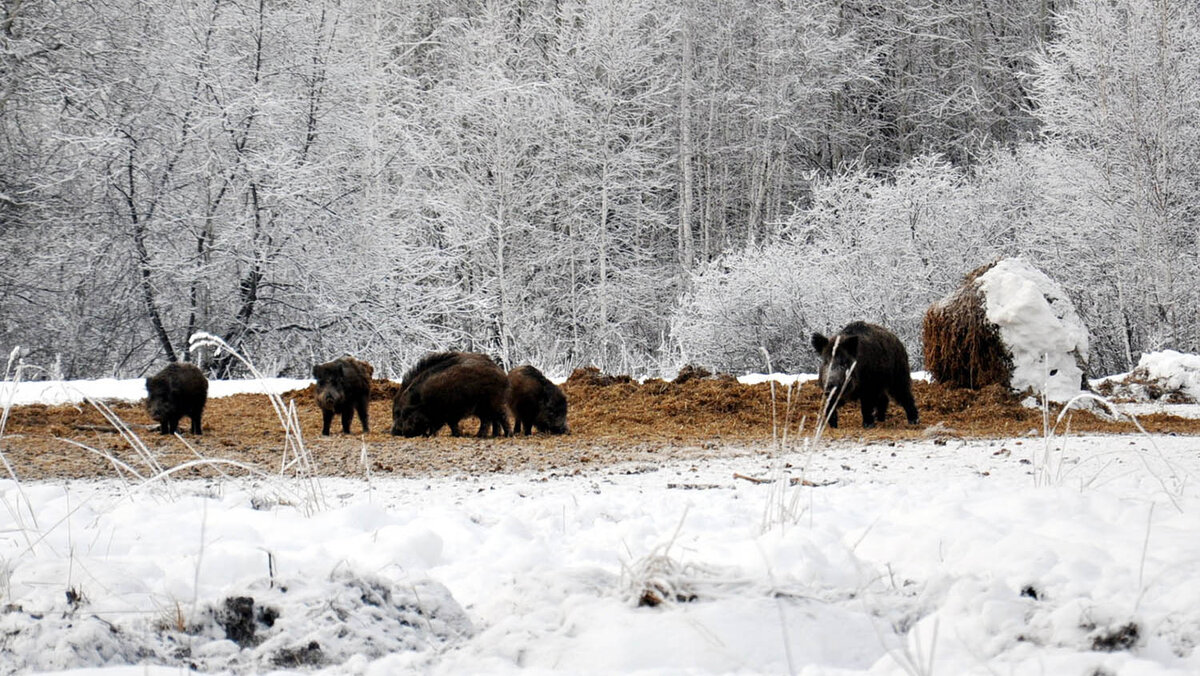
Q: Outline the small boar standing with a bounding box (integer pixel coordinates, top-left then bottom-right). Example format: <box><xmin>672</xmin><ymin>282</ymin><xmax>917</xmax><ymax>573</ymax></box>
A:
<box><xmin>811</xmin><ymin>321</ymin><xmax>919</xmax><ymax>429</ymax></box>
<box><xmin>313</xmin><ymin>356</ymin><xmax>373</xmax><ymax>435</ymax></box>
<box><xmin>508</xmin><ymin>365</ymin><xmax>569</xmax><ymax>435</ymax></box>
<box><xmin>391</xmin><ymin>352</ymin><xmax>512</xmax><ymax>438</ymax></box>
<box><xmin>145</xmin><ymin>362</ymin><xmax>209</xmax><ymax>435</ymax></box>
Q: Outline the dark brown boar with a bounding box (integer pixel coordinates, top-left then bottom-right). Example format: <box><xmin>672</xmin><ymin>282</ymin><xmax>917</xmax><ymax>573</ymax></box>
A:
<box><xmin>391</xmin><ymin>352</ymin><xmax>512</xmax><ymax>438</ymax></box>
<box><xmin>508</xmin><ymin>365</ymin><xmax>568</xmax><ymax>435</ymax></box>
<box><xmin>312</xmin><ymin>356</ymin><xmax>373</xmax><ymax>435</ymax></box>
<box><xmin>811</xmin><ymin>321</ymin><xmax>919</xmax><ymax>429</ymax></box>
<box><xmin>145</xmin><ymin>362</ymin><xmax>208</xmax><ymax>435</ymax></box>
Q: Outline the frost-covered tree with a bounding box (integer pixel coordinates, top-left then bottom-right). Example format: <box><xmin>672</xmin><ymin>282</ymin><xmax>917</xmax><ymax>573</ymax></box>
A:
<box><xmin>1032</xmin><ymin>0</ymin><xmax>1200</xmax><ymax>371</ymax></box>
<box><xmin>678</xmin><ymin>0</ymin><xmax>875</xmax><ymax>261</ymax></box>
<box><xmin>673</xmin><ymin>156</ymin><xmax>1009</xmax><ymax>372</ymax></box>
<box><xmin>543</xmin><ymin>0</ymin><xmax>678</xmax><ymax>371</ymax></box>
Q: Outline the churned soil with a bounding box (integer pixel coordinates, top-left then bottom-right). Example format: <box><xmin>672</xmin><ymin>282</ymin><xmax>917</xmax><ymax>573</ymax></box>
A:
<box><xmin>3</xmin><ymin>368</ymin><xmax>1200</xmax><ymax>481</ymax></box>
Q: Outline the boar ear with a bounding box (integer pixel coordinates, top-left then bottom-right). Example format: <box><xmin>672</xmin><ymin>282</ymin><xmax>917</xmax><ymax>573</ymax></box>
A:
<box><xmin>839</xmin><ymin>335</ymin><xmax>860</xmax><ymax>357</ymax></box>
<box><xmin>312</xmin><ymin>364</ymin><xmax>322</xmax><ymax>379</ymax></box>
<box><xmin>811</xmin><ymin>333</ymin><xmax>829</xmax><ymax>353</ymax></box>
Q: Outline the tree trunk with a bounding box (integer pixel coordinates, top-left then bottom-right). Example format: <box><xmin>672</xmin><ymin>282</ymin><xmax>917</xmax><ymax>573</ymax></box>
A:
<box><xmin>124</xmin><ymin>147</ymin><xmax>178</xmax><ymax>363</ymax></box>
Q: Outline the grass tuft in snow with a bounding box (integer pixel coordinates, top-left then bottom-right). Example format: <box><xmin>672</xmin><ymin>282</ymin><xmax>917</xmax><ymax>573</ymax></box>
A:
<box><xmin>1034</xmin><ymin>388</ymin><xmax>1189</xmax><ymax>508</ymax></box>
<box><xmin>0</xmin><ymin>346</ymin><xmax>43</xmax><ymax>551</ymax></box>
<box><xmin>189</xmin><ymin>332</ymin><xmax>326</xmax><ymax>513</ymax></box>
<box><xmin>760</xmin><ymin>345</ymin><xmax>853</xmax><ymax>533</ymax></box>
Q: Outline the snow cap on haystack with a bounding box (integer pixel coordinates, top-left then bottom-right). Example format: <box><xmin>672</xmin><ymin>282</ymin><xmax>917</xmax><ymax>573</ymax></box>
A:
<box><xmin>924</xmin><ymin>258</ymin><xmax>1089</xmax><ymax>403</ymax></box>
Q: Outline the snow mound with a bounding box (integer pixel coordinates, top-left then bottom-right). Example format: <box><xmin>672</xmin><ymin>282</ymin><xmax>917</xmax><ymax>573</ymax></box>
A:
<box><xmin>1095</xmin><ymin>350</ymin><xmax>1200</xmax><ymax>403</ymax></box>
<box><xmin>977</xmin><ymin>258</ymin><xmax>1089</xmax><ymax>403</ymax></box>
<box><xmin>0</xmin><ymin>571</ymin><xmax>472</xmax><ymax>673</ymax></box>
<box><xmin>0</xmin><ymin>605</ymin><xmax>159</xmax><ymax>672</ymax></box>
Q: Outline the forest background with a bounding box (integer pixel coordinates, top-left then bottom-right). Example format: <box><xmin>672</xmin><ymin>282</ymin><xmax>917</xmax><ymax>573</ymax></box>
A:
<box><xmin>1</xmin><ymin>0</ymin><xmax>1196</xmax><ymax>379</ymax></box>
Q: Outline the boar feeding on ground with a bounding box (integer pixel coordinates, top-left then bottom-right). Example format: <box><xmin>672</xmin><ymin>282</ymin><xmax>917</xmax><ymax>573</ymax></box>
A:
<box><xmin>811</xmin><ymin>321</ymin><xmax>920</xmax><ymax>429</ymax></box>
<box><xmin>391</xmin><ymin>352</ymin><xmax>512</xmax><ymax>438</ymax></box>
<box><xmin>508</xmin><ymin>365</ymin><xmax>569</xmax><ymax>435</ymax></box>
<box><xmin>312</xmin><ymin>356</ymin><xmax>373</xmax><ymax>435</ymax></box>
<box><xmin>145</xmin><ymin>362</ymin><xmax>209</xmax><ymax>435</ymax></box>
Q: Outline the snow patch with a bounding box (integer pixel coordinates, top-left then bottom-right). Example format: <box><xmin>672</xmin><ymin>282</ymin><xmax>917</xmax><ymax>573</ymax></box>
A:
<box><xmin>1096</xmin><ymin>350</ymin><xmax>1200</xmax><ymax>405</ymax></box>
<box><xmin>977</xmin><ymin>258</ymin><xmax>1090</xmax><ymax>403</ymax></box>
<box><xmin>0</xmin><ymin>378</ymin><xmax>313</xmax><ymax>407</ymax></box>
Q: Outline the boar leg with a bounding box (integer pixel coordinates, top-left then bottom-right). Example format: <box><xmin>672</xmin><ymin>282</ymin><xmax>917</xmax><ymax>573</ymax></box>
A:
<box><xmin>356</xmin><ymin>398</ymin><xmax>369</xmax><ymax>434</ymax></box>
<box><xmin>822</xmin><ymin>399</ymin><xmax>839</xmax><ymax>429</ymax></box>
<box><xmin>898</xmin><ymin>390</ymin><xmax>920</xmax><ymax>425</ymax></box>
<box><xmin>341</xmin><ymin>408</ymin><xmax>354</xmax><ymax>434</ymax></box>
<box><xmin>860</xmin><ymin>399</ymin><xmax>876</xmax><ymax>429</ymax></box>
<box><xmin>874</xmin><ymin>394</ymin><xmax>889</xmax><ymax>423</ymax></box>
<box><xmin>484</xmin><ymin>415</ymin><xmax>511</xmax><ymax>438</ymax></box>
<box><xmin>321</xmin><ymin>409</ymin><xmax>335</xmax><ymax>436</ymax></box>
<box><xmin>190</xmin><ymin>411</ymin><xmax>203</xmax><ymax>435</ymax></box>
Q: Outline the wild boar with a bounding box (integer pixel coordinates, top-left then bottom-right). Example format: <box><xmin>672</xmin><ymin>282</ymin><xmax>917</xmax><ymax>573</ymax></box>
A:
<box><xmin>811</xmin><ymin>321</ymin><xmax>920</xmax><ymax>429</ymax></box>
<box><xmin>145</xmin><ymin>362</ymin><xmax>209</xmax><ymax>435</ymax></box>
<box><xmin>391</xmin><ymin>352</ymin><xmax>512</xmax><ymax>438</ymax></box>
<box><xmin>508</xmin><ymin>365</ymin><xmax>568</xmax><ymax>435</ymax></box>
<box><xmin>313</xmin><ymin>356</ymin><xmax>373</xmax><ymax>435</ymax></box>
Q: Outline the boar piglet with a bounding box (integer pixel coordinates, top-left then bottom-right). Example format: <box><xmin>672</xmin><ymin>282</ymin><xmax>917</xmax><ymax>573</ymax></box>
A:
<box><xmin>145</xmin><ymin>362</ymin><xmax>209</xmax><ymax>435</ymax></box>
<box><xmin>313</xmin><ymin>356</ymin><xmax>373</xmax><ymax>435</ymax></box>
<box><xmin>811</xmin><ymin>321</ymin><xmax>919</xmax><ymax>429</ymax></box>
<box><xmin>508</xmin><ymin>365</ymin><xmax>569</xmax><ymax>435</ymax></box>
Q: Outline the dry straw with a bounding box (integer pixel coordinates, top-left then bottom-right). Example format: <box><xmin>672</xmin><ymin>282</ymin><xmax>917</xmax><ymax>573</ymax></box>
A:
<box><xmin>922</xmin><ymin>261</ymin><xmax>1013</xmax><ymax>390</ymax></box>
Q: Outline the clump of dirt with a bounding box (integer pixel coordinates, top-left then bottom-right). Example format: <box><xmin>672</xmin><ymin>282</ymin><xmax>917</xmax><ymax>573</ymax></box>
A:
<box><xmin>1</xmin><ymin>373</ymin><xmax>1199</xmax><ymax>480</ymax></box>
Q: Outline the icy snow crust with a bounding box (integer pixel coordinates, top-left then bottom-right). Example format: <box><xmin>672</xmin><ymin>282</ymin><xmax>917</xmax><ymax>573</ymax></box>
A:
<box><xmin>2</xmin><ymin>435</ymin><xmax>1199</xmax><ymax>675</ymax></box>
<box><xmin>978</xmin><ymin>258</ymin><xmax>1091</xmax><ymax>403</ymax></box>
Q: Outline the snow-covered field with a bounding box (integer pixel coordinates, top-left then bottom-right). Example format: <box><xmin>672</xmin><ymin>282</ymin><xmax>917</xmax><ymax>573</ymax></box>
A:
<box><xmin>2</xmin><ymin>376</ymin><xmax>1199</xmax><ymax>675</ymax></box>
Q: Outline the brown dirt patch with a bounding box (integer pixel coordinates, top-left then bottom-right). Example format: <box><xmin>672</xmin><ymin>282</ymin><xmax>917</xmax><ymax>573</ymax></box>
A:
<box><xmin>2</xmin><ymin>374</ymin><xmax>1198</xmax><ymax>481</ymax></box>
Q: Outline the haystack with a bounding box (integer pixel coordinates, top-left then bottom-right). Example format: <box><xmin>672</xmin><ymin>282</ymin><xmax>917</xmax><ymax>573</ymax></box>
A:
<box><xmin>923</xmin><ymin>261</ymin><xmax>1012</xmax><ymax>390</ymax></box>
<box><xmin>925</xmin><ymin>258</ymin><xmax>1090</xmax><ymax>403</ymax></box>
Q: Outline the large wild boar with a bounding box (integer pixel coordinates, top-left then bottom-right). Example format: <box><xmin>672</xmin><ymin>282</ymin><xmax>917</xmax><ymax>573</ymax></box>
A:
<box><xmin>312</xmin><ymin>356</ymin><xmax>373</xmax><ymax>435</ymax></box>
<box><xmin>391</xmin><ymin>352</ymin><xmax>512</xmax><ymax>438</ymax></box>
<box><xmin>145</xmin><ymin>362</ymin><xmax>209</xmax><ymax>435</ymax></box>
<box><xmin>508</xmin><ymin>365</ymin><xmax>569</xmax><ymax>435</ymax></box>
<box><xmin>811</xmin><ymin>321</ymin><xmax>919</xmax><ymax>429</ymax></box>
